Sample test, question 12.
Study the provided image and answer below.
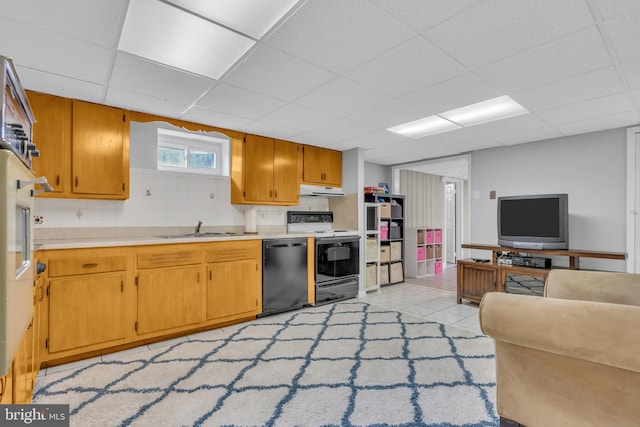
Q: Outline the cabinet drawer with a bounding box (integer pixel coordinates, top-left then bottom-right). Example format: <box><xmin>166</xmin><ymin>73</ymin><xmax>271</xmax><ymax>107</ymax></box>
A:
<box><xmin>206</xmin><ymin>240</ymin><xmax>260</xmax><ymax>263</ymax></box>
<box><xmin>48</xmin><ymin>254</ymin><xmax>127</xmax><ymax>277</ymax></box>
<box><xmin>137</xmin><ymin>247</ymin><xmax>202</xmax><ymax>269</ymax></box>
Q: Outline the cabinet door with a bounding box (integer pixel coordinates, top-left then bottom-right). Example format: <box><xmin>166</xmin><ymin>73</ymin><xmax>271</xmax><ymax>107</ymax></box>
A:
<box><xmin>48</xmin><ymin>274</ymin><xmax>126</xmax><ymax>353</ymax></box>
<box><xmin>72</xmin><ymin>101</ymin><xmax>128</xmax><ymax>196</ymax></box>
<box><xmin>321</xmin><ymin>148</ymin><xmax>342</xmax><ymax>186</ymax></box>
<box><xmin>302</xmin><ymin>145</ymin><xmax>342</xmax><ymax>186</ymax></box>
<box><xmin>244</xmin><ymin>134</ymin><xmax>274</xmax><ymax>202</ymax></box>
<box><xmin>457</xmin><ymin>262</ymin><xmax>499</xmax><ymax>304</ymax></box>
<box><xmin>273</xmin><ymin>139</ymin><xmax>300</xmax><ymax>203</ymax></box>
<box><xmin>137</xmin><ymin>266</ymin><xmax>205</xmax><ymax>335</ymax></box>
<box><xmin>207</xmin><ymin>259</ymin><xmax>259</xmax><ymax>320</ymax></box>
<box><xmin>28</xmin><ymin>91</ymin><xmax>70</xmax><ymax>194</ymax></box>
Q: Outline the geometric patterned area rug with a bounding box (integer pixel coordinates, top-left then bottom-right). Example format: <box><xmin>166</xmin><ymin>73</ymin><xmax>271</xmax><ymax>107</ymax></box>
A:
<box><xmin>33</xmin><ymin>301</ymin><xmax>497</xmax><ymax>427</ymax></box>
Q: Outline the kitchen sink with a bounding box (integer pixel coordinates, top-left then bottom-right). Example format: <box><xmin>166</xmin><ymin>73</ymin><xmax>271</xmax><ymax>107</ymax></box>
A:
<box><xmin>157</xmin><ymin>232</ymin><xmax>227</xmax><ymax>239</ymax></box>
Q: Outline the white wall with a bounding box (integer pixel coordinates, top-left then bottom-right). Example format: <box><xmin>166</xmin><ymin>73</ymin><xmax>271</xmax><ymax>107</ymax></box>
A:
<box><xmin>469</xmin><ymin>127</ymin><xmax>627</xmax><ymax>271</ymax></box>
<box><xmin>364</xmin><ymin>162</ymin><xmax>391</xmax><ymax>188</ymax></box>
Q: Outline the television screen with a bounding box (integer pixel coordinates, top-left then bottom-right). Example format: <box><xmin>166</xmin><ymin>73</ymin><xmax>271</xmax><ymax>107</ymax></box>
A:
<box><xmin>500</xmin><ymin>198</ymin><xmax>560</xmax><ymax>237</ymax></box>
<box><xmin>498</xmin><ymin>194</ymin><xmax>568</xmax><ymax>250</ymax></box>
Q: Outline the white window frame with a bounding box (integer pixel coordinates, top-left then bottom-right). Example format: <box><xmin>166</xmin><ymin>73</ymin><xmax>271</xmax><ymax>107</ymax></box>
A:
<box><xmin>157</xmin><ymin>128</ymin><xmax>227</xmax><ymax>176</ymax></box>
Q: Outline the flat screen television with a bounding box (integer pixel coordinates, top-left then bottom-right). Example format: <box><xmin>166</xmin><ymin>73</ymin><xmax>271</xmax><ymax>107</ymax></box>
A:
<box><xmin>497</xmin><ymin>193</ymin><xmax>569</xmax><ymax>250</ymax></box>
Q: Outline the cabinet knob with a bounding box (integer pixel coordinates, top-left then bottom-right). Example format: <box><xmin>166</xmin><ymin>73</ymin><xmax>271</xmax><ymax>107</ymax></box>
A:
<box><xmin>75</xmin><ymin>176</ymin><xmax>78</xmax><ymax>187</ymax></box>
<box><xmin>55</xmin><ymin>175</ymin><xmax>60</xmax><ymax>186</ymax></box>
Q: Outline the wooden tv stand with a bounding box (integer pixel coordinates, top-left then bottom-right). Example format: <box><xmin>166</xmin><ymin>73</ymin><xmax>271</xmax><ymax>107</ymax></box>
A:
<box><xmin>457</xmin><ymin>244</ymin><xmax>627</xmax><ymax>304</ymax></box>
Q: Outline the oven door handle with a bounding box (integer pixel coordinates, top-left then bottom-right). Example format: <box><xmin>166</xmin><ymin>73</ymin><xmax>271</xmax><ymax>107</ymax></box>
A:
<box><xmin>17</xmin><ymin>176</ymin><xmax>54</xmax><ymax>195</ymax></box>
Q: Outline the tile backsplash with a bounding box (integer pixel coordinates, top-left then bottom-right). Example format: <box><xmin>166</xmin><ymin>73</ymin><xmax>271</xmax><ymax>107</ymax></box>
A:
<box><xmin>34</xmin><ymin>168</ymin><xmax>328</xmax><ymax>230</ymax></box>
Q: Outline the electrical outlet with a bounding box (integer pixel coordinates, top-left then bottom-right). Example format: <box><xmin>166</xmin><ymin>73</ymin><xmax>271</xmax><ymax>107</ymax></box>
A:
<box><xmin>34</xmin><ymin>215</ymin><xmax>44</xmax><ymax>225</ymax></box>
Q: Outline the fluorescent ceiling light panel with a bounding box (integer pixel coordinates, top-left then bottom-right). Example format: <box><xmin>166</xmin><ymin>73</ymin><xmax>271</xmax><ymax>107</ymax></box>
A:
<box><xmin>119</xmin><ymin>0</ymin><xmax>255</xmax><ymax>79</ymax></box>
<box><xmin>167</xmin><ymin>0</ymin><xmax>300</xmax><ymax>39</ymax></box>
<box><xmin>387</xmin><ymin>115</ymin><xmax>462</xmax><ymax>138</ymax></box>
<box><xmin>439</xmin><ymin>95</ymin><xmax>529</xmax><ymax>127</ymax></box>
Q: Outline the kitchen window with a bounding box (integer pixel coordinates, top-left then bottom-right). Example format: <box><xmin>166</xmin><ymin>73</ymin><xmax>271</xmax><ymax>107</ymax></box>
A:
<box><xmin>157</xmin><ymin>128</ymin><xmax>226</xmax><ymax>175</ymax></box>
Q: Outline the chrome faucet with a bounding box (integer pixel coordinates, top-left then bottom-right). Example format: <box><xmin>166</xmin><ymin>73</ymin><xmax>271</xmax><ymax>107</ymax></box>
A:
<box><xmin>195</xmin><ymin>220</ymin><xmax>203</xmax><ymax>234</ymax></box>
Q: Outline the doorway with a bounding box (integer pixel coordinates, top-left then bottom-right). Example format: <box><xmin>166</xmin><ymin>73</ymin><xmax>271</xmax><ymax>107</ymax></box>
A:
<box><xmin>445</xmin><ymin>182</ymin><xmax>457</xmax><ymax>264</ymax></box>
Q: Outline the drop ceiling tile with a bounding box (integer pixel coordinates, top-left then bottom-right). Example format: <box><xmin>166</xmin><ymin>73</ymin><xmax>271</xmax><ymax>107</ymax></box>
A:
<box><xmin>106</xmin><ymin>88</ymin><xmax>191</xmax><ymax>118</ymax></box>
<box><xmin>348</xmin><ymin>99</ymin><xmax>421</xmax><ymax>129</ymax></box>
<box><xmin>263</xmin><ymin>0</ymin><xmax>416</xmax><ymax>73</ymax></box>
<box><xmin>536</xmin><ymin>93</ymin><xmax>635</xmax><ymax>125</ymax></box>
<box><xmin>552</xmin><ymin>110</ymin><xmax>639</xmax><ymax>135</ymax></box>
<box><xmin>196</xmin><ymin>83</ymin><xmax>285</xmax><ymax>119</ymax></box>
<box><xmin>372</xmin><ymin>0</ymin><xmax>478</xmax><ymax>32</ymax></box>
<box><xmin>425</xmin><ymin>0</ymin><xmax>594</xmax><ymax>68</ymax></box>
<box><xmin>259</xmin><ymin>104</ymin><xmax>337</xmax><ymax>132</ymax></box>
<box><xmin>477</xmin><ymin>26</ymin><xmax>611</xmax><ymax>93</ymax></box>
<box><xmin>224</xmin><ymin>44</ymin><xmax>335</xmax><ymax>101</ymax></box>
<box><xmin>1</xmin><ymin>0</ymin><xmax>127</xmax><ymax>47</ymax></box>
<box><xmin>498</xmin><ymin>128</ymin><xmax>566</xmax><ymax>146</ymax></box>
<box><xmin>621</xmin><ymin>58</ymin><xmax>640</xmax><ymax>89</ymax></box>
<box><xmin>0</xmin><ymin>17</ymin><xmax>113</xmax><ymax>84</ymax></box>
<box><xmin>295</xmin><ymin>77</ymin><xmax>391</xmax><ymax>117</ymax></box>
<box><xmin>167</xmin><ymin>0</ymin><xmax>300</xmax><ymax>39</ymax></box>
<box><xmin>110</xmin><ymin>53</ymin><xmax>216</xmax><ymax>104</ymax></box>
<box><xmin>182</xmin><ymin>107</ymin><xmax>252</xmax><ymax>131</ymax></box>
<box><xmin>401</xmin><ymin>72</ymin><xmax>500</xmax><ymax>116</ymax></box>
<box><xmin>16</xmin><ymin>67</ymin><xmax>105</xmax><ymax>102</ymax></box>
<box><xmin>347</xmin><ymin>36</ymin><xmax>467</xmax><ymax>97</ymax></box>
<box><xmin>292</xmin><ymin>118</ymin><xmax>378</xmax><ymax>146</ymax></box>
<box><xmin>592</xmin><ymin>0</ymin><xmax>640</xmax><ymax>20</ymax></box>
<box><xmin>472</xmin><ymin>114</ymin><xmax>560</xmax><ymax>140</ymax></box>
<box><xmin>604</xmin><ymin>8</ymin><xmax>640</xmax><ymax>62</ymax></box>
<box><xmin>240</xmin><ymin>121</ymin><xmax>301</xmax><ymax>140</ymax></box>
<box><xmin>342</xmin><ymin>131</ymin><xmax>410</xmax><ymax>150</ymax></box>
<box><xmin>513</xmin><ymin>67</ymin><xmax>624</xmax><ymax>112</ymax></box>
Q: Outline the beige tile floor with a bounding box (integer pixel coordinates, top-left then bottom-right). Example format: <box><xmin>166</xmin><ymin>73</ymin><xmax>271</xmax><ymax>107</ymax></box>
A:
<box><xmin>362</xmin><ymin>264</ymin><xmax>482</xmax><ymax>334</ymax></box>
<box><xmin>40</xmin><ymin>264</ymin><xmax>479</xmax><ymax>376</ymax></box>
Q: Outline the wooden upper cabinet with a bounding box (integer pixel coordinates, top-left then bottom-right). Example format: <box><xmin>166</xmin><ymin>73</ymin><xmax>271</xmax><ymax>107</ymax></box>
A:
<box><xmin>28</xmin><ymin>91</ymin><xmax>70</xmax><ymax>194</ymax></box>
<box><xmin>232</xmin><ymin>134</ymin><xmax>300</xmax><ymax>205</ymax></box>
<box><xmin>25</xmin><ymin>92</ymin><xmax>130</xmax><ymax>200</ymax></box>
<box><xmin>72</xmin><ymin>101</ymin><xmax>129</xmax><ymax>198</ymax></box>
<box><xmin>273</xmin><ymin>139</ymin><xmax>300</xmax><ymax>203</ymax></box>
<box><xmin>302</xmin><ymin>145</ymin><xmax>342</xmax><ymax>187</ymax></box>
<box><xmin>244</xmin><ymin>134</ymin><xmax>275</xmax><ymax>203</ymax></box>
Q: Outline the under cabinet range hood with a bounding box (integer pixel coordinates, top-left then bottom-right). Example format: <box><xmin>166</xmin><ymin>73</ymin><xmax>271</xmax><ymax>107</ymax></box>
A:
<box><xmin>300</xmin><ymin>184</ymin><xmax>346</xmax><ymax>198</ymax></box>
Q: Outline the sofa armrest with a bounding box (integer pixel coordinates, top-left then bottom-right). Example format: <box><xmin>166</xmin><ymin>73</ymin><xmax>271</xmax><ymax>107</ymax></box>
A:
<box><xmin>479</xmin><ymin>292</ymin><xmax>640</xmax><ymax>373</ymax></box>
<box><xmin>544</xmin><ymin>269</ymin><xmax>640</xmax><ymax>306</ymax></box>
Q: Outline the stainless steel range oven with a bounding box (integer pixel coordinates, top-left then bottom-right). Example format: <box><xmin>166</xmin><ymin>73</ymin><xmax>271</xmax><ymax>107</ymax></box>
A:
<box><xmin>287</xmin><ymin>211</ymin><xmax>359</xmax><ymax>305</ymax></box>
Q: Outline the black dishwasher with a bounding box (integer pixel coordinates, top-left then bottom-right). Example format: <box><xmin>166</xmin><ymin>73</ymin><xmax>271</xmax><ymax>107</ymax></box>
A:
<box><xmin>261</xmin><ymin>238</ymin><xmax>308</xmax><ymax>317</ymax></box>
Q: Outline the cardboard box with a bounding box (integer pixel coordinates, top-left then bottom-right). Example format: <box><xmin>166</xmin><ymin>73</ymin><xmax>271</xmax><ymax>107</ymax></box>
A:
<box><xmin>390</xmin><ymin>262</ymin><xmax>404</xmax><ymax>283</ymax></box>
<box><xmin>434</xmin><ymin>229</ymin><xmax>442</xmax><ymax>243</ymax></box>
<box><xmin>426</xmin><ymin>245</ymin><xmax>434</xmax><ymax>259</ymax></box>
<box><xmin>380</xmin><ymin>245</ymin><xmax>390</xmax><ymax>262</ymax></box>
<box><xmin>379</xmin><ymin>203</ymin><xmax>391</xmax><ymax>218</ymax></box>
<box><xmin>390</xmin><ymin>241</ymin><xmax>402</xmax><ymax>261</ymax></box>
<box><xmin>365</xmin><ymin>237</ymin><xmax>378</xmax><ymax>259</ymax></box>
<box><xmin>366</xmin><ymin>264</ymin><xmax>377</xmax><ymax>288</ymax></box>
<box><xmin>435</xmin><ymin>244</ymin><xmax>442</xmax><ymax>258</ymax></box>
<box><xmin>380</xmin><ymin>264</ymin><xmax>389</xmax><ymax>285</ymax></box>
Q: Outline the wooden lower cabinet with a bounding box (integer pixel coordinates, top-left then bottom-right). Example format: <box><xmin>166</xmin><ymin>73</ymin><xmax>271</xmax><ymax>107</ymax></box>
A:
<box><xmin>457</xmin><ymin>261</ymin><xmax>502</xmax><ymax>304</ymax></box>
<box><xmin>48</xmin><ymin>274</ymin><xmax>128</xmax><ymax>353</ymax></box>
<box><xmin>136</xmin><ymin>266</ymin><xmax>205</xmax><ymax>335</ymax></box>
<box><xmin>206</xmin><ymin>240</ymin><xmax>262</xmax><ymax>321</ymax></box>
<box><xmin>36</xmin><ymin>240</ymin><xmax>266</xmax><ymax>371</ymax></box>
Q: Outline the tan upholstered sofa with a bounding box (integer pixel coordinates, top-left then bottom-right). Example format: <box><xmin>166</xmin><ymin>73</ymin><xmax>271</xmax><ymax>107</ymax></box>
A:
<box><xmin>479</xmin><ymin>269</ymin><xmax>640</xmax><ymax>427</ymax></box>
